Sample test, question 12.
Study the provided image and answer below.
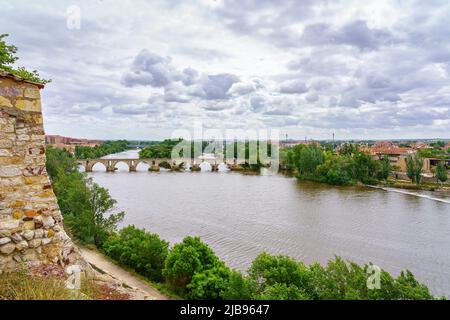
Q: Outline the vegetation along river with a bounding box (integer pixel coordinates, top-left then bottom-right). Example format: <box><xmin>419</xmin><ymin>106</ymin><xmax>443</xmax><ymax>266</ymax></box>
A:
<box><xmin>86</xmin><ymin>150</ymin><xmax>450</xmax><ymax>296</ymax></box>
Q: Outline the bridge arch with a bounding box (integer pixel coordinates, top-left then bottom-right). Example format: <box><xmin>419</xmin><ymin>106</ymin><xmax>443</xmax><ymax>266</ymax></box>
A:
<box><xmin>113</xmin><ymin>160</ymin><xmax>131</xmax><ymax>172</ymax></box>
<box><xmin>91</xmin><ymin>161</ymin><xmax>108</xmax><ymax>172</ymax></box>
<box><xmin>135</xmin><ymin>160</ymin><xmax>150</xmax><ymax>171</ymax></box>
<box><xmin>199</xmin><ymin>162</ymin><xmax>212</xmax><ymax>172</ymax></box>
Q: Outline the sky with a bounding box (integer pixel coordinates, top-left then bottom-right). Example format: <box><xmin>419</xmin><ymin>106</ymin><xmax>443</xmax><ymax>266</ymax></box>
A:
<box><xmin>1</xmin><ymin>0</ymin><xmax>450</xmax><ymax>140</ymax></box>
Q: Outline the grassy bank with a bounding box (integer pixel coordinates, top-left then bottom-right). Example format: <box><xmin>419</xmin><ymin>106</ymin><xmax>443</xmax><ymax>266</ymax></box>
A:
<box><xmin>0</xmin><ymin>265</ymin><xmax>130</xmax><ymax>300</ymax></box>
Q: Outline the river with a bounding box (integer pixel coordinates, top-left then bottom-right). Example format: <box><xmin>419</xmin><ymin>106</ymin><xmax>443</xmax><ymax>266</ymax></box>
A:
<box><xmin>87</xmin><ymin>150</ymin><xmax>450</xmax><ymax>296</ymax></box>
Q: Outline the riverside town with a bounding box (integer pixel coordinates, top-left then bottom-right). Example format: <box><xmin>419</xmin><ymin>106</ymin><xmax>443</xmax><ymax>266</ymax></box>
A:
<box><xmin>0</xmin><ymin>1</ymin><xmax>449</xmax><ymax>318</ymax></box>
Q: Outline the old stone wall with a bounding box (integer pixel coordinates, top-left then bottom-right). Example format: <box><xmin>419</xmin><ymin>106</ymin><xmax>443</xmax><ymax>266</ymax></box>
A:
<box><xmin>0</xmin><ymin>72</ymin><xmax>86</xmax><ymax>271</ymax></box>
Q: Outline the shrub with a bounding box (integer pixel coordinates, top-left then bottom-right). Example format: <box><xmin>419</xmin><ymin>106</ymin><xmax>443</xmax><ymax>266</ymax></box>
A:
<box><xmin>102</xmin><ymin>226</ymin><xmax>169</xmax><ymax>282</ymax></box>
<box><xmin>187</xmin><ymin>263</ymin><xmax>231</xmax><ymax>299</ymax></box>
<box><xmin>219</xmin><ymin>270</ymin><xmax>255</xmax><ymax>300</ymax></box>
<box><xmin>249</xmin><ymin>253</ymin><xmax>313</xmax><ymax>297</ymax></box>
<box><xmin>259</xmin><ymin>283</ymin><xmax>309</xmax><ymax>300</ymax></box>
<box><xmin>163</xmin><ymin>236</ymin><xmax>219</xmax><ymax>292</ymax></box>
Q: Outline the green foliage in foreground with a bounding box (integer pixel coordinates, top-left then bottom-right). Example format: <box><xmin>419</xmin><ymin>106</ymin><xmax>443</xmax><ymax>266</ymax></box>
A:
<box><xmin>75</xmin><ymin>140</ymin><xmax>129</xmax><ymax>159</ymax></box>
<box><xmin>46</xmin><ymin>147</ymin><xmax>124</xmax><ymax>247</ymax></box>
<box><xmin>102</xmin><ymin>226</ymin><xmax>169</xmax><ymax>282</ymax></box>
<box><xmin>100</xmin><ymin>228</ymin><xmax>440</xmax><ymax>300</ymax></box>
<box><xmin>163</xmin><ymin>236</ymin><xmax>219</xmax><ymax>293</ymax></box>
<box><xmin>0</xmin><ymin>34</ymin><xmax>51</xmax><ymax>84</ymax></box>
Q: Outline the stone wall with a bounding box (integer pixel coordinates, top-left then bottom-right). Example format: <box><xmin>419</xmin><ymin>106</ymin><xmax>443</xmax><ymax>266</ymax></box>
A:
<box><xmin>0</xmin><ymin>72</ymin><xmax>86</xmax><ymax>271</ymax></box>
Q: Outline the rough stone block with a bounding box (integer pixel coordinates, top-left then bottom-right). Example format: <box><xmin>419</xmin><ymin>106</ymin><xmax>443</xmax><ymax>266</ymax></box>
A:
<box><xmin>22</xmin><ymin>230</ymin><xmax>34</xmax><ymax>240</ymax></box>
<box><xmin>28</xmin><ymin>238</ymin><xmax>41</xmax><ymax>248</ymax></box>
<box><xmin>0</xmin><ymin>243</ymin><xmax>15</xmax><ymax>254</ymax></box>
<box><xmin>0</xmin><ymin>220</ymin><xmax>20</xmax><ymax>230</ymax></box>
<box><xmin>15</xmin><ymin>99</ymin><xmax>41</xmax><ymax>112</ymax></box>
<box><xmin>23</xmin><ymin>87</ymin><xmax>40</xmax><ymax>99</ymax></box>
<box><xmin>0</xmin><ymin>165</ymin><xmax>21</xmax><ymax>177</ymax></box>
<box><xmin>15</xmin><ymin>240</ymin><xmax>28</xmax><ymax>251</ymax></box>
<box><xmin>22</xmin><ymin>220</ymin><xmax>35</xmax><ymax>231</ymax></box>
<box><xmin>0</xmin><ymin>96</ymin><xmax>13</xmax><ymax>108</ymax></box>
<box><xmin>0</xmin><ymin>149</ymin><xmax>12</xmax><ymax>157</ymax></box>
<box><xmin>0</xmin><ymin>230</ymin><xmax>12</xmax><ymax>237</ymax></box>
<box><xmin>0</xmin><ymin>237</ymin><xmax>12</xmax><ymax>245</ymax></box>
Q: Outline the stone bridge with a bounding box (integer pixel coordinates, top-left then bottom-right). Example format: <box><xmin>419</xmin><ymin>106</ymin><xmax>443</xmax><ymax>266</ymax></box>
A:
<box><xmin>76</xmin><ymin>158</ymin><xmax>275</xmax><ymax>172</ymax></box>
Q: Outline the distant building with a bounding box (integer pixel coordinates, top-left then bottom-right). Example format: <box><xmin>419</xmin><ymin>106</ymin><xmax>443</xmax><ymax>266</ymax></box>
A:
<box><xmin>45</xmin><ymin>135</ymin><xmax>102</xmax><ymax>153</ymax></box>
<box><xmin>361</xmin><ymin>143</ymin><xmax>416</xmax><ymax>172</ymax></box>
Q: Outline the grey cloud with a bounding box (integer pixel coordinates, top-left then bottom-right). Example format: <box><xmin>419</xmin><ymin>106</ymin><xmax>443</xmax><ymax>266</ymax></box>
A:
<box><xmin>228</xmin><ymin>81</ymin><xmax>256</xmax><ymax>96</ymax></box>
<box><xmin>122</xmin><ymin>50</ymin><xmax>176</xmax><ymax>87</ymax></box>
<box><xmin>305</xmin><ymin>92</ymin><xmax>319</xmax><ymax>103</ymax></box>
<box><xmin>112</xmin><ymin>104</ymin><xmax>149</xmax><ymax>115</ymax></box>
<box><xmin>300</xmin><ymin>20</ymin><xmax>396</xmax><ymax>50</ymax></box>
<box><xmin>280</xmin><ymin>80</ymin><xmax>308</xmax><ymax>94</ymax></box>
<box><xmin>250</xmin><ymin>95</ymin><xmax>266</xmax><ymax>112</ymax></box>
<box><xmin>366</xmin><ymin>74</ymin><xmax>391</xmax><ymax>89</ymax></box>
<box><xmin>180</xmin><ymin>67</ymin><xmax>200</xmax><ymax>86</ymax></box>
<box><xmin>202</xmin><ymin>101</ymin><xmax>234</xmax><ymax>111</ymax></box>
<box><xmin>201</xmin><ymin>73</ymin><xmax>239</xmax><ymax>100</ymax></box>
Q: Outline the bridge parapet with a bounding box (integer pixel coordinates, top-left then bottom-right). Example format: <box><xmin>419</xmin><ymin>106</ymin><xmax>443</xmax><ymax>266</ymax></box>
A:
<box><xmin>76</xmin><ymin>158</ymin><xmax>275</xmax><ymax>172</ymax></box>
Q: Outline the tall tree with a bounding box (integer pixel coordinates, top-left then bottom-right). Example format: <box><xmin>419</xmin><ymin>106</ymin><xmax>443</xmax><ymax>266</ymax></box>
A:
<box><xmin>436</xmin><ymin>161</ymin><xmax>448</xmax><ymax>183</ymax></box>
<box><xmin>377</xmin><ymin>156</ymin><xmax>391</xmax><ymax>182</ymax></box>
<box><xmin>406</xmin><ymin>154</ymin><xmax>424</xmax><ymax>184</ymax></box>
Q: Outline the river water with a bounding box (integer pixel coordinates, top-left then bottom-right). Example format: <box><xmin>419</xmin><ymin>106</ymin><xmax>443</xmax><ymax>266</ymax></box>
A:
<box><xmin>88</xmin><ymin>150</ymin><xmax>450</xmax><ymax>296</ymax></box>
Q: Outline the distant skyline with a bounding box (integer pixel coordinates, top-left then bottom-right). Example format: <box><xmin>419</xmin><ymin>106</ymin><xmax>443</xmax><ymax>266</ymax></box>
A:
<box><xmin>1</xmin><ymin>0</ymin><xmax>450</xmax><ymax>140</ymax></box>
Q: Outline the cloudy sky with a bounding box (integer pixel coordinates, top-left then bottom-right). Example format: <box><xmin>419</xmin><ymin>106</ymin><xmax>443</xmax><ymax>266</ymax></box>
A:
<box><xmin>1</xmin><ymin>0</ymin><xmax>450</xmax><ymax>140</ymax></box>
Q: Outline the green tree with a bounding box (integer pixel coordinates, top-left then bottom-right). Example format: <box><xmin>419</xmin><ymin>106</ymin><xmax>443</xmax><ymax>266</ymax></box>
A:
<box><xmin>316</xmin><ymin>153</ymin><xmax>353</xmax><ymax>185</ymax></box>
<box><xmin>219</xmin><ymin>271</ymin><xmax>255</xmax><ymax>300</ymax></box>
<box><xmin>163</xmin><ymin>236</ymin><xmax>219</xmax><ymax>293</ymax></box>
<box><xmin>102</xmin><ymin>226</ymin><xmax>169</xmax><ymax>282</ymax></box>
<box><xmin>249</xmin><ymin>253</ymin><xmax>313</xmax><ymax>298</ymax></box>
<box><xmin>53</xmin><ymin>172</ymin><xmax>124</xmax><ymax>247</ymax></box>
<box><xmin>0</xmin><ymin>34</ymin><xmax>18</xmax><ymax>66</ymax></box>
<box><xmin>259</xmin><ymin>283</ymin><xmax>309</xmax><ymax>300</ymax></box>
<box><xmin>352</xmin><ymin>152</ymin><xmax>380</xmax><ymax>184</ymax></box>
<box><xmin>377</xmin><ymin>156</ymin><xmax>391</xmax><ymax>182</ymax></box>
<box><xmin>436</xmin><ymin>161</ymin><xmax>448</xmax><ymax>183</ymax></box>
<box><xmin>338</xmin><ymin>143</ymin><xmax>359</xmax><ymax>156</ymax></box>
<box><xmin>75</xmin><ymin>140</ymin><xmax>128</xmax><ymax>159</ymax></box>
<box><xmin>406</xmin><ymin>154</ymin><xmax>424</xmax><ymax>184</ymax></box>
<box><xmin>291</xmin><ymin>144</ymin><xmax>324</xmax><ymax>177</ymax></box>
<box><xmin>45</xmin><ymin>146</ymin><xmax>77</xmax><ymax>179</ymax></box>
<box><xmin>187</xmin><ymin>264</ymin><xmax>231</xmax><ymax>299</ymax></box>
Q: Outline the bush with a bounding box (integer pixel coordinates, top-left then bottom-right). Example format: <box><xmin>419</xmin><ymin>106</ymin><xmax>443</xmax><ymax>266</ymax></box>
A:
<box><xmin>163</xmin><ymin>236</ymin><xmax>219</xmax><ymax>293</ymax></box>
<box><xmin>308</xmin><ymin>257</ymin><xmax>435</xmax><ymax>300</ymax></box>
<box><xmin>187</xmin><ymin>263</ymin><xmax>231</xmax><ymax>299</ymax></box>
<box><xmin>219</xmin><ymin>270</ymin><xmax>255</xmax><ymax>300</ymax></box>
<box><xmin>249</xmin><ymin>253</ymin><xmax>313</xmax><ymax>297</ymax></box>
<box><xmin>102</xmin><ymin>226</ymin><xmax>169</xmax><ymax>282</ymax></box>
<box><xmin>259</xmin><ymin>283</ymin><xmax>309</xmax><ymax>300</ymax></box>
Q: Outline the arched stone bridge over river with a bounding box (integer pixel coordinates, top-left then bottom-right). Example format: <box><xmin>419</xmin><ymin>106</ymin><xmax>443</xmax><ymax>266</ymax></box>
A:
<box><xmin>77</xmin><ymin>158</ymin><xmax>278</xmax><ymax>172</ymax></box>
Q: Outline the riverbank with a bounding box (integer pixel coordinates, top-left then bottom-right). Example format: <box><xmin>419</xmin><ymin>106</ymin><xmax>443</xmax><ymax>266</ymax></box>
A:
<box><xmin>79</xmin><ymin>246</ymin><xmax>170</xmax><ymax>300</ymax></box>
